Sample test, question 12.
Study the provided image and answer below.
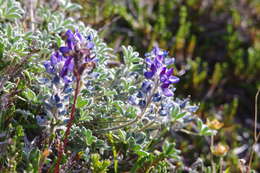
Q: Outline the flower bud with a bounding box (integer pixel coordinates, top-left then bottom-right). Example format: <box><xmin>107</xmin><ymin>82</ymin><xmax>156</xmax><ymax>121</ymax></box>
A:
<box><xmin>206</xmin><ymin>119</ymin><xmax>224</xmax><ymax>130</ymax></box>
<box><xmin>212</xmin><ymin>143</ymin><xmax>229</xmax><ymax>156</ymax></box>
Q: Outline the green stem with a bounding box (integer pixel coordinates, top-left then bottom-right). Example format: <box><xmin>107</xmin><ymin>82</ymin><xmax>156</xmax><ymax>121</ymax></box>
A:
<box><xmin>248</xmin><ymin>89</ymin><xmax>260</xmax><ymax>172</ymax></box>
<box><xmin>219</xmin><ymin>157</ymin><xmax>223</xmax><ymax>173</ymax></box>
<box><xmin>108</xmin><ymin>132</ymin><xmax>118</xmax><ymax>173</ymax></box>
<box><xmin>211</xmin><ymin>135</ymin><xmax>216</xmax><ymax>173</ymax></box>
<box><xmin>146</xmin><ymin>127</ymin><xmax>169</xmax><ymax>151</ymax></box>
<box><xmin>137</xmin><ymin>120</ymin><xmax>156</xmax><ymax>132</ymax></box>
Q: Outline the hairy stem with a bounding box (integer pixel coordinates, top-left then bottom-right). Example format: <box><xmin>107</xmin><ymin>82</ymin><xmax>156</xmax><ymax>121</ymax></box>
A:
<box><xmin>54</xmin><ymin>76</ymin><xmax>81</xmax><ymax>173</ymax></box>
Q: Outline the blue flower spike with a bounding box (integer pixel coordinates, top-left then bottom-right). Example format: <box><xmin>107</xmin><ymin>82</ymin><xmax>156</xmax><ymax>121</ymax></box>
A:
<box><xmin>144</xmin><ymin>46</ymin><xmax>179</xmax><ymax>97</ymax></box>
<box><xmin>44</xmin><ymin>29</ymin><xmax>96</xmax><ymax>84</ymax></box>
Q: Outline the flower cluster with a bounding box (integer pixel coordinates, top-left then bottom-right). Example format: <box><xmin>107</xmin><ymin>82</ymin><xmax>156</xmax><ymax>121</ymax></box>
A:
<box><xmin>129</xmin><ymin>47</ymin><xmax>180</xmax><ymax>122</ymax></box>
<box><xmin>37</xmin><ymin>75</ymin><xmax>74</xmax><ymax>126</ymax></box>
<box><xmin>39</xmin><ymin>29</ymin><xmax>96</xmax><ymax>124</ymax></box>
<box><xmin>44</xmin><ymin>29</ymin><xmax>96</xmax><ymax>84</ymax></box>
<box><xmin>144</xmin><ymin>47</ymin><xmax>179</xmax><ymax>97</ymax></box>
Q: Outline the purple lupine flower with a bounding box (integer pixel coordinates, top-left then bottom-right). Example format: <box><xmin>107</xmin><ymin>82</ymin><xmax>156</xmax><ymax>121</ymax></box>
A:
<box><xmin>152</xmin><ymin>93</ymin><xmax>161</xmax><ymax>102</ymax></box>
<box><xmin>141</xmin><ymin>81</ymin><xmax>152</xmax><ymax>93</ymax></box>
<box><xmin>144</xmin><ymin>47</ymin><xmax>179</xmax><ymax>96</ymax></box>
<box><xmin>44</xmin><ymin>61</ymin><xmax>55</xmax><ymax>73</ymax></box>
<box><xmin>159</xmin><ymin>67</ymin><xmax>179</xmax><ymax>96</ymax></box>
<box><xmin>44</xmin><ymin>29</ymin><xmax>96</xmax><ymax>84</ymax></box>
<box><xmin>138</xmin><ymin>100</ymin><xmax>146</xmax><ymax>108</ymax></box>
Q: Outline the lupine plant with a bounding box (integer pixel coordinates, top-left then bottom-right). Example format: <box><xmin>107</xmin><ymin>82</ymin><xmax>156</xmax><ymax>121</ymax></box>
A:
<box><xmin>38</xmin><ymin>26</ymin><xmax>216</xmax><ymax>172</ymax></box>
<box><xmin>0</xmin><ymin>0</ymin><xmax>216</xmax><ymax>167</ymax></box>
<box><xmin>0</xmin><ymin>0</ymin><xmax>259</xmax><ymax>172</ymax></box>
<box><xmin>72</xmin><ymin>0</ymin><xmax>260</xmax><ymax>171</ymax></box>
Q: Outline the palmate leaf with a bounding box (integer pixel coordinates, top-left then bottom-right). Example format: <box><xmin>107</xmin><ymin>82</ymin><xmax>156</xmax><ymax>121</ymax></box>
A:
<box><xmin>83</xmin><ymin>129</ymin><xmax>97</xmax><ymax>146</ymax></box>
<box><xmin>76</xmin><ymin>95</ymin><xmax>89</xmax><ymax>108</ymax></box>
<box><xmin>171</xmin><ymin>105</ymin><xmax>187</xmax><ymax>121</ymax></box>
<box><xmin>22</xmin><ymin>88</ymin><xmax>37</xmax><ymax>102</ymax></box>
<box><xmin>0</xmin><ymin>42</ymin><xmax>11</xmax><ymax>71</ymax></box>
<box><xmin>5</xmin><ymin>13</ymin><xmax>22</xmax><ymax>19</ymax></box>
<box><xmin>62</xmin><ymin>0</ymin><xmax>82</xmax><ymax>11</ymax></box>
<box><xmin>0</xmin><ymin>0</ymin><xmax>23</xmax><ymax>21</ymax></box>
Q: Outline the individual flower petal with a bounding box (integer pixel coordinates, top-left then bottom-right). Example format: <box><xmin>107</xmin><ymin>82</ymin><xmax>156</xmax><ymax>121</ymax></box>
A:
<box><xmin>150</xmin><ymin>63</ymin><xmax>157</xmax><ymax>73</ymax></box>
<box><xmin>138</xmin><ymin>100</ymin><xmax>146</xmax><ymax>108</ymax></box>
<box><xmin>161</xmin><ymin>82</ymin><xmax>170</xmax><ymax>89</ymax></box>
<box><xmin>145</xmin><ymin>52</ymin><xmax>151</xmax><ymax>57</ymax></box>
<box><xmin>159</xmin><ymin>109</ymin><xmax>168</xmax><ymax>116</ymax></box>
<box><xmin>169</xmin><ymin>76</ymin><xmax>180</xmax><ymax>83</ymax></box>
<box><xmin>52</xmin><ymin>75</ymin><xmax>60</xmax><ymax>84</ymax></box>
<box><xmin>157</xmin><ymin>55</ymin><xmax>164</xmax><ymax>61</ymax></box>
<box><xmin>162</xmin><ymin>88</ymin><xmax>173</xmax><ymax>97</ymax></box>
<box><xmin>145</xmin><ymin>57</ymin><xmax>152</xmax><ymax>66</ymax></box>
<box><xmin>186</xmin><ymin>105</ymin><xmax>199</xmax><ymax>112</ymax></box>
<box><xmin>160</xmin><ymin>74</ymin><xmax>168</xmax><ymax>82</ymax></box>
<box><xmin>160</xmin><ymin>67</ymin><xmax>167</xmax><ymax>76</ymax></box>
<box><xmin>59</xmin><ymin>46</ymin><xmax>71</xmax><ymax>54</ymax></box>
<box><xmin>67</xmin><ymin>59</ymin><xmax>74</xmax><ymax>72</ymax></box>
<box><xmin>55</xmin><ymin>52</ymin><xmax>63</xmax><ymax>61</ymax></box>
<box><xmin>92</xmin><ymin>57</ymin><xmax>99</xmax><ymax>63</ymax></box>
<box><xmin>165</xmin><ymin>58</ymin><xmax>175</xmax><ymax>65</ymax></box>
<box><xmin>87</xmin><ymin>41</ymin><xmax>94</xmax><ymax>49</ymax></box>
<box><xmin>152</xmin><ymin>93</ymin><xmax>161</xmax><ymax>102</ymax></box>
<box><xmin>54</xmin><ymin>94</ymin><xmax>61</xmax><ymax>103</ymax></box>
<box><xmin>141</xmin><ymin>81</ymin><xmax>152</xmax><ymax>93</ymax></box>
<box><xmin>154</xmin><ymin>57</ymin><xmax>162</xmax><ymax>68</ymax></box>
<box><xmin>86</xmin><ymin>34</ymin><xmax>93</xmax><ymax>41</ymax></box>
<box><xmin>50</xmin><ymin>54</ymin><xmax>58</xmax><ymax>65</ymax></box>
<box><xmin>64</xmin><ymin>57</ymin><xmax>73</xmax><ymax>66</ymax></box>
<box><xmin>66</xmin><ymin>29</ymin><xmax>74</xmax><ymax>40</ymax></box>
<box><xmin>64</xmin><ymin>85</ymin><xmax>73</xmax><ymax>93</ymax></box>
<box><xmin>67</xmin><ymin>39</ymin><xmax>74</xmax><ymax>50</ymax></box>
<box><xmin>75</xmin><ymin>29</ymin><xmax>83</xmax><ymax>41</ymax></box>
<box><xmin>44</xmin><ymin>61</ymin><xmax>55</xmax><ymax>73</ymax></box>
<box><xmin>152</xmin><ymin>46</ymin><xmax>160</xmax><ymax>55</ymax></box>
<box><xmin>137</xmin><ymin>91</ymin><xmax>145</xmax><ymax>98</ymax></box>
<box><xmin>162</xmin><ymin>50</ymin><xmax>168</xmax><ymax>57</ymax></box>
<box><xmin>144</xmin><ymin>71</ymin><xmax>155</xmax><ymax>79</ymax></box>
<box><xmin>60</xmin><ymin>65</ymin><xmax>68</xmax><ymax>78</ymax></box>
<box><xmin>43</xmin><ymin>60</ymin><xmax>50</xmax><ymax>68</ymax></box>
<box><xmin>63</xmin><ymin>76</ymin><xmax>72</xmax><ymax>84</ymax></box>
<box><xmin>166</xmin><ymin>68</ymin><xmax>174</xmax><ymax>76</ymax></box>
<box><xmin>128</xmin><ymin>96</ymin><xmax>137</xmax><ymax>105</ymax></box>
<box><xmin>60</xmin><ymin>57</ymin><xmax>72</xmax><ymax>77</ymax></box>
